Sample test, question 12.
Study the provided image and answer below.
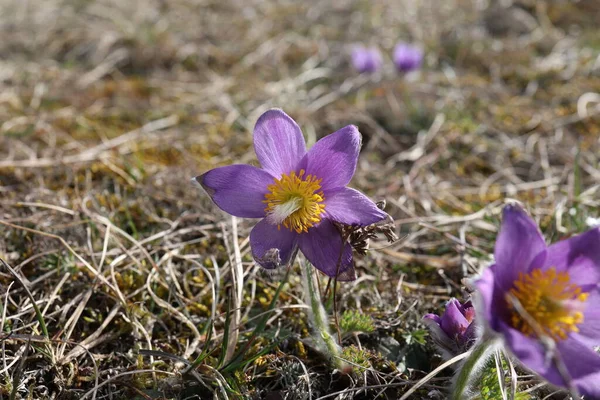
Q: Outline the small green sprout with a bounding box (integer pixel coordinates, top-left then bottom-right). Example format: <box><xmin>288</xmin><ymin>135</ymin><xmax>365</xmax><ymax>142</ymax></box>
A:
<box><xmin>339</xmin><ymin>310</ymin><xmax>375</xmax><ymax>336</ymax></box>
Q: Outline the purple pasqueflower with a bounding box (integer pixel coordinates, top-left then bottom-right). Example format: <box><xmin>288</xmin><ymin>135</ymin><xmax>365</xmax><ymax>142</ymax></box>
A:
<box><xmin>475</xmin><ymin>204</ymin><xmax>600</xmax><ymax>397</ymax></box>
<box><xmin>351</xmin><ymin>45</ymin><xmax>383</xmax><ymax>74</ymax></box>
<box><xmin>195</xmin><ymin>109</ymin><xmax>388</xmax><ymax>280</ymax></box>
<box><xmin>393</xmin><ymin>42</ymin><xmax>423</xmax><ymax>73</ymax></box>
<box><xmin>423</xmin><ymin>298</ymin><xmax>476</xmax><ymax>358</ymax></box>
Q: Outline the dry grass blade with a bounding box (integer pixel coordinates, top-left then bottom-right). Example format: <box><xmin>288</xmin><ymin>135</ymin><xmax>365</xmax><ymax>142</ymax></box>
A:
<box><xmin>0</xmin><ymin>220</ymin><xmax>121</xmax><ymax>298</ymax></box>
<box><xmin>79</xmin><ymin>369</ymin><xmax>177</xmax><ymax>400</ymax></box>
<box><xmin>0</xmin><ymin>115</ymin><xmax>179</xmax><ymax>168</ymax></box>
<box><xmin>399</xmin><ymin>352</ymin><xmax>470</xmax><ymax>400</ymax></box>
<box><xmin>224</xmin><ymin>216</ymin><xmax>244</xmax><ymax>364</ymax></box>
<box><xmin>0</xmin><ymin>258</ymin><xmax>52</xmax><ymax>353</ymax></box>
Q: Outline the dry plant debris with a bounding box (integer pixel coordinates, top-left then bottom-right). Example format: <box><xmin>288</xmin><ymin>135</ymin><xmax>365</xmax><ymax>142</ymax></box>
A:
<box><xmin>0</xmin><ymin>0</ymin><xmax>599</xmax><ymax>399</ymax></box>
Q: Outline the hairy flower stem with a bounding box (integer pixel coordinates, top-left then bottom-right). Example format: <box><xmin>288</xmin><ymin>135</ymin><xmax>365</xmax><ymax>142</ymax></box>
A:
<box><xmin>301</xmin><ymin>257</ymin><xmax>343</xmax><ymax>369</ymax></box>
<box><xmin>451</xmin><ymin>337</ymin><xmax>497</xmax><ymax>400</ymax></box>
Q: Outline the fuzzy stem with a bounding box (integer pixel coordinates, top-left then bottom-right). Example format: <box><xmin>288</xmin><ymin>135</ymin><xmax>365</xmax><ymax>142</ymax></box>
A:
<box><xmin>451</xmin><ymin>337</ymin><xmax>497</xmax><ymax>400</ymax></box>
<box><xmin>300</xmin><ymin>257</ymin><xmax>343</xmax><ymax>369</ymax></box>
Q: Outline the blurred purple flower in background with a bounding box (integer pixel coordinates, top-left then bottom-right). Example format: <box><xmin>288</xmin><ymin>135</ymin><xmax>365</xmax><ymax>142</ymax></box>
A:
<box><xmin>475</xmin><ymin>204</ymin><xmax>600</xmax><ymax>397</ymax></box>
<box><xmin>351</xmin><ymin>45</ymin><xmax>383</xmax><ymax>74</ymax></box>
<box><xmin>393</xmin><ymin>42</ymin><xmax>423</xmax><ymax>73</ymax></box>
<box><xmin>423</xmin><ymin>298</ymin><xmax>476</xmax><ymax>358</ymax></box>
<box><xmin>196</xmin><ymin>109</ymin><xmax>388</xmax><ymax>280</ymax></box>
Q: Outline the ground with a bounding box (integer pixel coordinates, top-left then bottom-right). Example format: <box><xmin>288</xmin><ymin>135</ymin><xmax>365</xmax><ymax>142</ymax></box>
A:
<box><xmin>1</xmin><ymin>0</ymin><xmax>599</xmax><ymax>399</ymax></box>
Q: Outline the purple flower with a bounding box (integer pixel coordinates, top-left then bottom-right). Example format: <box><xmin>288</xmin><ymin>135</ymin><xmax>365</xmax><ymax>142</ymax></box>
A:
<box><xmin>475</xmin><ymin>204</ymin><xmax>600</xmax><ymax>397</ymax></box>
<box><xmin>195</xmin><ymin>109</ymin><xmax>388</xmax><ymax>280</ymax></box>
<box><xmin>351</xmin><ymin>46</ymin><xmax>383</xmax><ymax>74</ymax></box>
<box><xmin>423</xmin><ymin>298</ymin><xmax>476</xmax><ymax>358</ymax></box>
<box><xmin>393</xmin><ymin>42</ymin><xmax>423</xmax><ymax>73</ymax></box>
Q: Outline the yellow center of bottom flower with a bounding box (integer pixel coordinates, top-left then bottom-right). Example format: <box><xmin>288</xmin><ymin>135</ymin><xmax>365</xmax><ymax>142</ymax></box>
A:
<box><xmin>507</xmin><ymin>267</ymin><xmax>589</xmax><ymax>341</ymax></box>
<box><xmin>263</xmin><ymin>169</ymin><xmax>326</xmax><ymax>233</ymax></box>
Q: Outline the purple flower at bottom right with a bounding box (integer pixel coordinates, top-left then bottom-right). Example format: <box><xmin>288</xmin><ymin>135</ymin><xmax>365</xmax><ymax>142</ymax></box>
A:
<box><xmin>475</xmin><ymin>204</ymin><xmax>600</xmax><ymax>397</ymax></box>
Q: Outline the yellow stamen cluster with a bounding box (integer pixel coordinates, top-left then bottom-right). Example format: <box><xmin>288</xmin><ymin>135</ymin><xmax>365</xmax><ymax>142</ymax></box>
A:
<box><xmin>507</xmin><ymin>267</ymin><xmax>589</xmax><ymax>341</ymax></box>
<box><xmin>263</xmin><ymin>169</ymin><xmax>326</xmax><ymax>233</ymax></box>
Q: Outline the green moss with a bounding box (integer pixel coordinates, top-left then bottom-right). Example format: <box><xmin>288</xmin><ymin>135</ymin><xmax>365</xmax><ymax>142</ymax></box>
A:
<box><xmin>475</xmin><ymin>359</ymin><xmax>532</xmax><ymax>400</ymax></box>
<box><xmin>341</xmin><ymin>345</ymin><xmax>372</xmax><ymax>370</ymax></box>
<box><xmin>340</xmin><ymin>310</ymin><xmax>375</xmax><ymax>335</ymax></box>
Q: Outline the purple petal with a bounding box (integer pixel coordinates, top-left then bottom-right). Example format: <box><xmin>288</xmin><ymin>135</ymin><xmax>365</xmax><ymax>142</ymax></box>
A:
<box><xmin>250</xmin><ymin>219</ymin><xmax>298</xmax><ymax>269</ymax></box>
<box><xmin>441</xmin><ymin>299</ymin><xmax>470</xmax><ymax>337</ymax></box>
<box><xmin>541</xmin><ymin>228</ymin><xmax>600</xmax><ymax>290</ymax></box>
<box><xmin>253</xmin><ymin>109</ymin><xmax>307</xmax><ymax>178</ymax></box>
<box><xmin>351</xmin><ymin>46</ymin><xmax>382</xmax><ymax>73</ymax></box>
<box><xmin>500</xmin><ymin>321</ymin><xmax>552</xmax><ymax>378</ymax></box>
<box><xmin>393</xmin><ymin>43</ymin><xmax>423</xmax><ymax>73</ymax></box>
<box><xmin>456</xmin><ymin>300</ymin><xmax>472</xmax><ymax>319</ymax></box>
<box><xmin>575</xmin><ymin>290</ymin><xmax>600</xmax><ymax>347</ymax></box>
<box><xmin>455</xmin><ymin>301</ymin><xmax>467</xmax><ymax>315</ymax></box>
<box><xmin>555</xmin><ymin>338</ymin><xmax>600</xmax><ymax>397</ymax></box>
<box><xmin>423</xmin><ymin>314</ymin><xmax>442</xmax><ymax>325</ymax></box>
<box><xmin>474</xmin><ymin>265</ymin><xmax>507</xmax><ymax>333</ymax></box>
<box><xmin>494</xmin><ymin>205</ymin><xmax>546</xmax><ymax>290</ymax></box>
<box><xmin>196</xmin><ymin>165</ymin><xmax>273</xmax><ymax>218</ymax></box>
<box><xmin>501</xmin><ymin>321</ymin><xmax>600</xmax><ymax>397</ymax></box>
<box><xmin>301</xmin><ymin>125</ymin><xmax>361</xmax><ymax>190</ymax></box>
<box><xmin>462</xmin><ymin>322</ymin><xmax>477</xmax><ymax>344</ymax></box>
<box><xmin>423</xmin><ymin>315</ymin><xmax>454</xmax><ymax>350</ymax></box>
<box><xmin>462</xmin><ymin>303</ymin><xmax>476</xmax><ymax>323</ymax></box>
<box><xmin>323</xmin><ymin>187</ymin><xmax>388</xmax><ymax>226</ymax></box>
<box><xmin>336</xmin><ymin>265</ymin><xmax>357</xmax><ymax>282</ymax></box>
<box><xmin>298</xmin><ymin>219</ymin><xmax>353</xmax><ymax>278</ymax></box>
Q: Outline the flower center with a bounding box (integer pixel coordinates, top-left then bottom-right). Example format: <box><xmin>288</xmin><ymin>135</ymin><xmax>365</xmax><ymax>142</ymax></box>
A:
<box><xmin>263</xmin><ymin>169</ymin><xmax>326</xmax><ymax>233</ymax></box>
<box><xmin>507</xmin><ymin>267</ymin><xmax>588</xmax><ymax>341</ymax></box>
